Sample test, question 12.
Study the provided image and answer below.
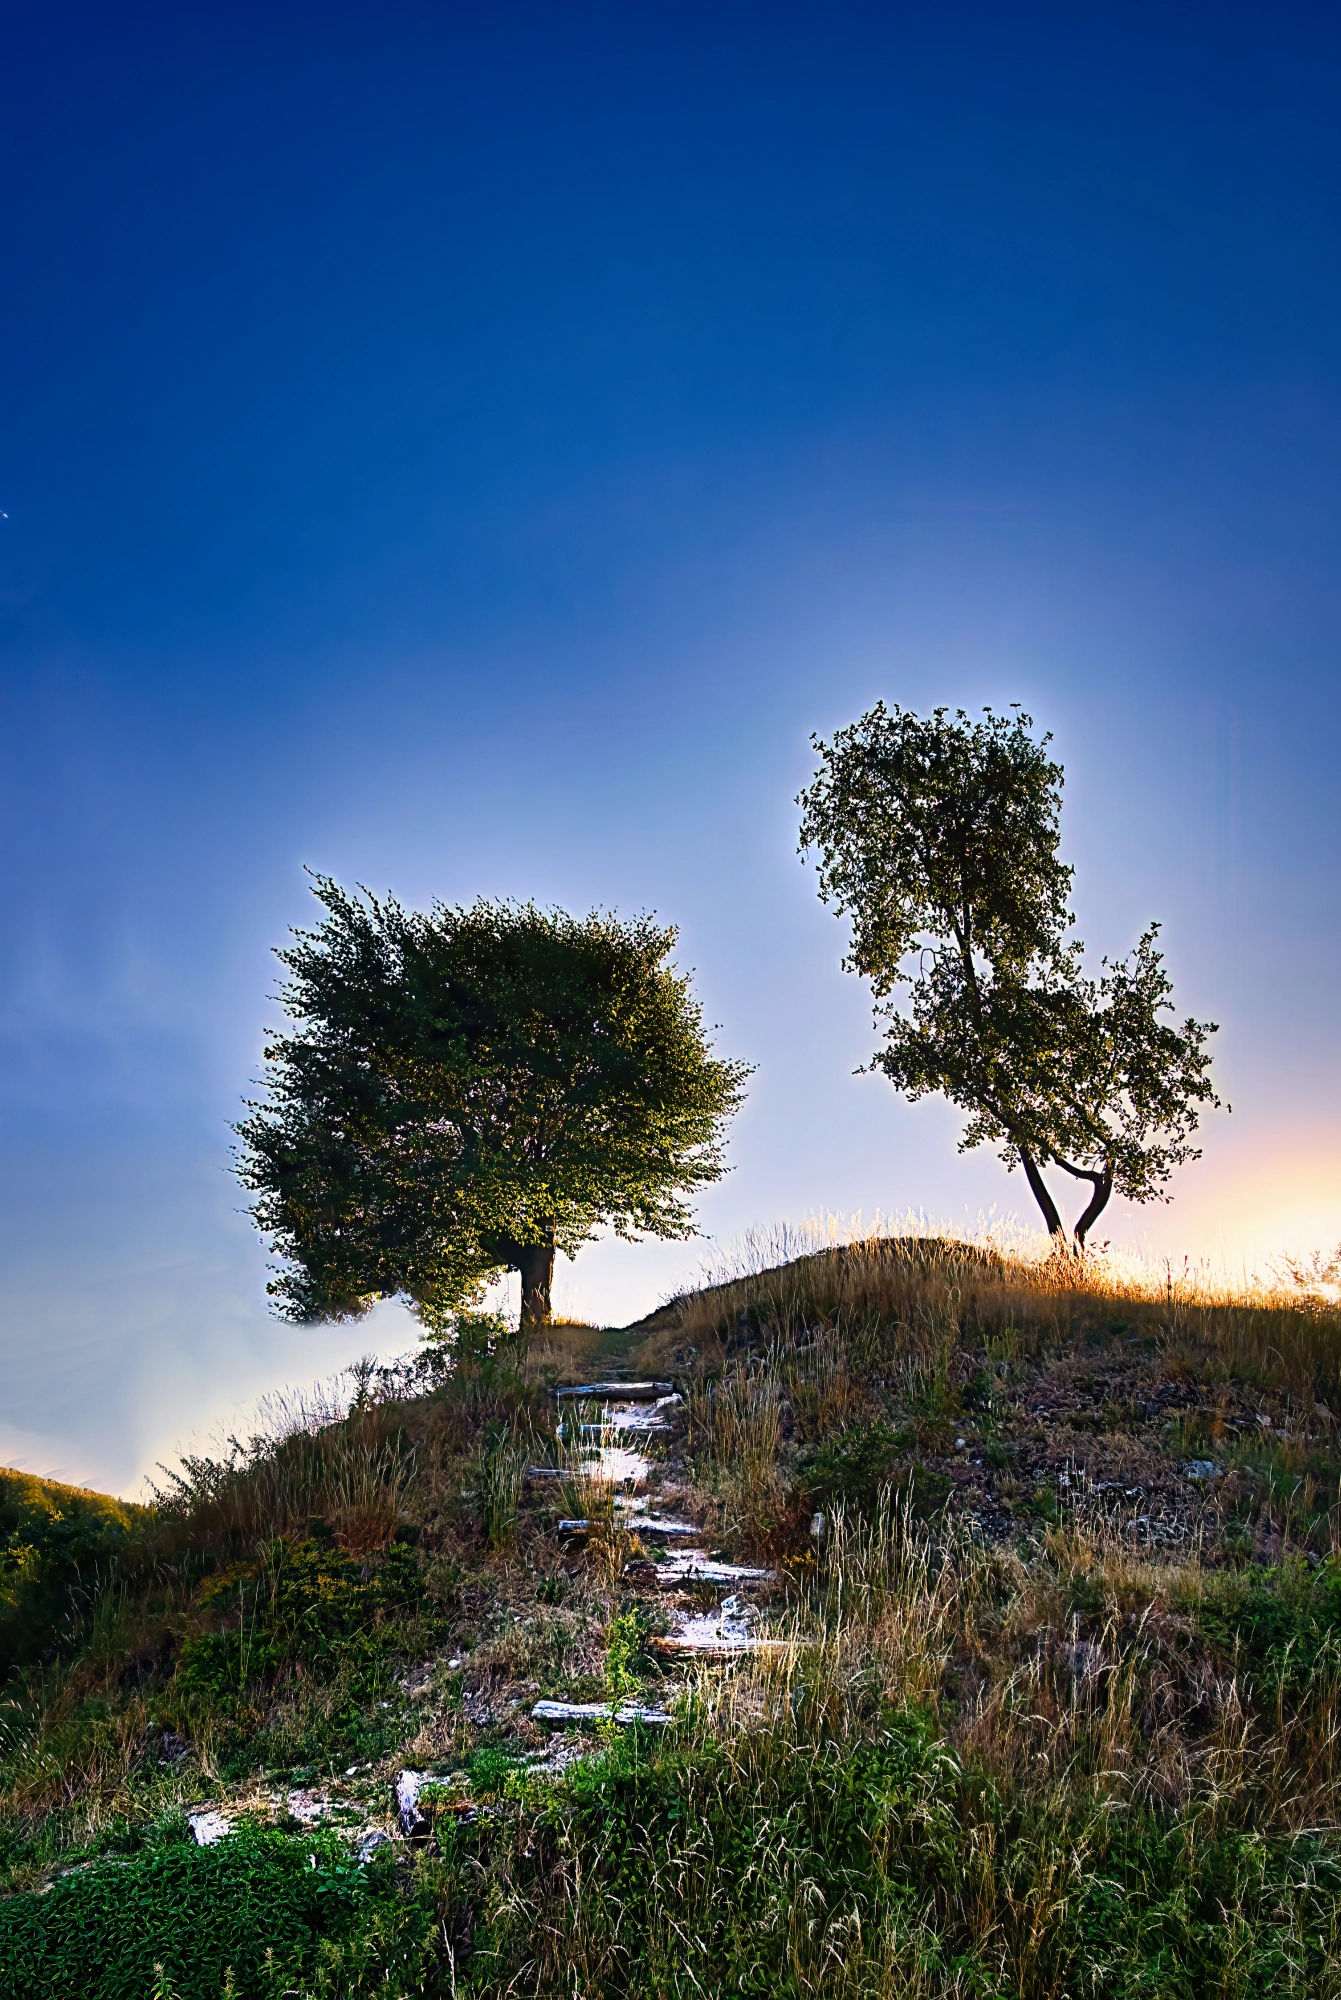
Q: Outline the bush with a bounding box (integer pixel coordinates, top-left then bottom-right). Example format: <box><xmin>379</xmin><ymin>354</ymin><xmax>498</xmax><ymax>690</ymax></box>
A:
<box><xmin>0</xmin><ymin>1470</ymin><xmax>146</xmax><ymax>1674</ymax></box>
<box><xmin>0</xmin><ymin>1827</ymin><xmax>436</xmax><ymax>2000</ymax></box>
<box><xmin>174</xmin><ymin>1537</ymin><xmax>427</xmax><ymax>1705</ymax></box>
<box><xmin>799</xmin><ymin>1419</ymin><xmax>950</xmax><ymax>1519</ymax></box>
<box><xmin>1199</xmin><ymin>1558</ymin><xmax>1341</xmax><ymax>1694</ymax></box>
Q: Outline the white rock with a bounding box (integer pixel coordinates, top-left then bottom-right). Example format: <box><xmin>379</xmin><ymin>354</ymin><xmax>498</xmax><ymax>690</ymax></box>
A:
<box><xmin>627</xmin><ymin>1550</ymin><xmax>773</xmax><ymax>1586</ymax></box>
<box><xmin>394</xmin><ymin>1769</ymin><xmax>436</xmax><ymax>1838</ymax></box>
<box><xmin>578</xmin><ymin>1445</ymin><xmax>650</xmax><ymax>1487</ymax></box>
<box><xmin>533</xmin><ymin>1443</ymin><xmax>652</xmax><ymax>1487</ymax></box>
<box><xmin>286</xmin><ymin>1789</ymin><xmax>332</xmax><ymax>1825</ymax></box>
<box><xmin>653</xmin><ymin>1593</ymin><xmax>777</xmax><ymax>1656</ymax></box>
<box><xmin>553</xmin><ymin>1382</ymin><xmax>675</xmax><ymax>1400</ymax></box>
<box><xmin>187</xmin><ymin>1810</ymin><xmax>231</xmax><ymax>1846</ymax></box>
<box><xmin>563</xmin><ymin>1516</ymin><xmax>701</xmax><ymax>1540</ymax></box>
<box><xmin>531</xmin><ymin>1699</ymin><xmax>671</xmax><ymax>1726</ymax></box>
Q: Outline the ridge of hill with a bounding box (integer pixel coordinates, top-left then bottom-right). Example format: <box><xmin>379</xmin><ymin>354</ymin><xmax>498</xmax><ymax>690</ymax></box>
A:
<box><xmin>3</xmin><ymin>1235</ymin><xmax>1341</xmax><ymax>1997</ymax></box>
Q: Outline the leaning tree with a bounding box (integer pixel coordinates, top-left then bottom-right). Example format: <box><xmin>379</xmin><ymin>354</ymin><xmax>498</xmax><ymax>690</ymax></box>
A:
<box><xmin>236</xmin><ymin>879</ymin><xmax>750</xmax><ymax>1335</ymax></box>
<box><xmin>797</xmin><ymin>703</ymin><xmax>1222</xmax><ymax>1248</ymax></box>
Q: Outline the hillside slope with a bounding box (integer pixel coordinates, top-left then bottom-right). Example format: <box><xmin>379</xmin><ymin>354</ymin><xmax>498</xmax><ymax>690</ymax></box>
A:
<box><xmin>3</xmin><ymin>1236</ymin><xmax>1341</xmax><ymax>1998</ymax></box>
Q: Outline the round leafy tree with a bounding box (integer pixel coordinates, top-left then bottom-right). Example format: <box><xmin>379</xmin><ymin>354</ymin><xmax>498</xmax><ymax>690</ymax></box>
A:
<box><xmin>798</xmin><ymin>702</ymin><xmax>1222</xmax><ymax>1248</ymax></box>
<box><xmin>236</xmin><ymin>879</ymin><xmax>750</xmax><ymax>1333</ymax></box>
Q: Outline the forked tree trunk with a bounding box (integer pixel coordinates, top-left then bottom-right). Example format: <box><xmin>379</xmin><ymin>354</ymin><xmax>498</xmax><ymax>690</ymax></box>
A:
<box><xmin>1019</xmin><ymin>1146</ymin><xmax>1114</xmax><ymax>1252</ymax></box>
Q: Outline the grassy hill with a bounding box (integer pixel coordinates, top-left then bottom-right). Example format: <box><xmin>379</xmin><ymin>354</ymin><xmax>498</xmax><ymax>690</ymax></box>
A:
<box><xmin>4</xmin><ymin>1234</ymin><xmax>1341</xmax><ymax>1997</ymax></box>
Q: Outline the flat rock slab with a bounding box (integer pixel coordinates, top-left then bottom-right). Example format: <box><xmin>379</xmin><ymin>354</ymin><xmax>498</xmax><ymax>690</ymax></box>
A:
<box><xmin>625</xmin><ymin>1551</ymin><xmax>774</xmax><ymax>1586</ymax></box>
<box><xmin>560</xmin><ymin>1516</ymin><xmax>703</xmax><ymax>1540</ymax></box>
<box><xmin>523</xmin><ymin>1736</ymin><xmax>598</xmax><ymax>1778</ymax></box>
<box><xmin>627</xmin><ymin>1516</ymin><xmax>702</xmax><ymax>1539</ymax></box>
<box><xmin>531</xmin><ymin>1445</ymin><xmax>651</xmax><ymax>1487</ymax></box>
<box><xmin>592</xmin><ymin>1446</ymin><xmax>650</xmax><ymax>1486</ymax></box>
<box><xmin>650</xmin><ymin>1593</ymin><xmax>784</xmax><ymax>1657</ymax></box>
<box><xmin>285</xmin><ymin>1788</ymin><xmax>335</xmax><ymax>1825</ymax></box>
<box><xmin>581</xmin><ymin>1406</ymin><xmax>674</xmax><ymax>1434</ymax></box>
<box><xmin>554</xmin><ymin>1382</ymin><xmax>675</xmax><ymax>1400</ymax></box>
<box><xmin>532</xmin><ymin>1698</ymin><xmax>672</xmax><ymax>1727</ymax></box>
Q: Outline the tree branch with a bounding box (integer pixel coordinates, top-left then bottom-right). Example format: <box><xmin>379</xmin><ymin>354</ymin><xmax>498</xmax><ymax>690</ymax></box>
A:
<box><xmin>1045</xmin><ymin>1150</ymin><xmax>1114</xmax><ymax>1248</ymax></box>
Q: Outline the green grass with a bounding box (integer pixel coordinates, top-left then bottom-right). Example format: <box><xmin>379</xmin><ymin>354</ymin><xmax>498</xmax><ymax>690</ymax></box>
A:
<box><xmin>455</xmin><ymin>1716</ymin><xmax>1341</xmax><ymax>1999</ymax></box>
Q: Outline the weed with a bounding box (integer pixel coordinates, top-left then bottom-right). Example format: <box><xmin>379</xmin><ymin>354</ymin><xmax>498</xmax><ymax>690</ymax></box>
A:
<box><xmin>604</xmin><ymin>1607</ymin><xmax>651</xmax><ymax>1700</ymax></box>
<box><xmin>477</xmin><ymin>1424</ymin><xmax>530</xmax><ymax>1552</ymax></box>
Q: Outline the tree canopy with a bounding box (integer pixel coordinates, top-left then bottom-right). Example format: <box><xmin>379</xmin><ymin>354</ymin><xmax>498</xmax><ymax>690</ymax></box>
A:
<box><xmin>798</xmin><ymin>702</ymin><xmax>1221</xmax><ymax>1247</ymax></box>
<box><xmin>236</xmin><ymin>880</ymin><xmax>750</xmax><ymax>1332</ymax></box>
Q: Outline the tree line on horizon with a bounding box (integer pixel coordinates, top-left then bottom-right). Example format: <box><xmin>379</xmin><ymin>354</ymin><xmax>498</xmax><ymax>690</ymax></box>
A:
<box><xmin>235</xmin><ymin>703</ymin><xmax>1221</xmax><ymax>1338</ymax></box>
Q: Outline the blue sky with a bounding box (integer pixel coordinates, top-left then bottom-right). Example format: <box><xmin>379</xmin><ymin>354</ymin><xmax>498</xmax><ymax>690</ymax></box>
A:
<box><xmin>3</xmin><ymin>2</ymin><xmax>1340</xmax><ymax>1492</ymax></box>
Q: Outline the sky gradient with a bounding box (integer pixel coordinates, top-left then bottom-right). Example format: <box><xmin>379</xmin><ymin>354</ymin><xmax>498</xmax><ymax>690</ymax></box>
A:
<box><xmin>3</xmin><ymin>1</ymin><xmax>1340</xmax><ymax>1493</ymax></box>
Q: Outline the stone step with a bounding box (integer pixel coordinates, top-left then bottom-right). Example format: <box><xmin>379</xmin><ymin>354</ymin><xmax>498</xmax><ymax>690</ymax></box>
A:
<box><xmin>532</xmin><ymin>1698</ymin><xmax>672</xmax><ymax>1727</ymax></box>
<box><xmin>625</xmin><ymin>1551</ymin><xmax>774</xmax><ymax>1586</ymax></box>
<box><xmin>554</xmin><ymin>1381</ymin><xmax>675</xmax><ymax>1400</ymax></box>
<box><xmin>559</xmin><ymin>1516</ymin><xmax>703</xmax><ymax>1540</ymax></box>
<box><xmin>578</xmin><ymin>1410</ymin><xmax>674</xmax><ymax>1434</ymax></box>
<box><xmin>649</xmin><ymin>1593</ymin><xmax>786</xmax><ymax>1658</ymax></box>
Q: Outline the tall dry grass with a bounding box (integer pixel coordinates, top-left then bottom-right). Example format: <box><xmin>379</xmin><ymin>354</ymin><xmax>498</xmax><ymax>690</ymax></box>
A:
<box><xmin>150</xmin><ymin>1369</ymin><xmax>418</xmax><ymax>1550</ymax></box>
<box><xmin>496</xmin><ymin>1491</ymin><xmax>1341</xmax><ymax>1998</ymax></box>
<box><xmin>664</xmin><ymin>1220</ymin><xmax>1341</xmax><ymax>1408</ymax></box>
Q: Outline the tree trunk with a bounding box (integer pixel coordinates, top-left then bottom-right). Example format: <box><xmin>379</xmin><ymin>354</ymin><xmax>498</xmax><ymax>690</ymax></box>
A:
<box><xmin>1019</xmin><ymin>1149</ymin><xmax>1066</xmax><ymax>1240</ymax></box>
<box><xmin>516</xmin><ymin>1226</ymin><xmax>555</xmax><ymax>1336</ymax></box>
<box><xmin>1073</xmin><ymin>1169</ymin><xmax>1113</xmax><ymax>1249</ymax></box>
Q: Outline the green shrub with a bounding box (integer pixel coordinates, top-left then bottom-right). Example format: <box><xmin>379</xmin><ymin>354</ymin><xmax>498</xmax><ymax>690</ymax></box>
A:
<box><xmin>799</xmin><ymin>1420</ymin><xmax>950</xmax><ymax>1519</ymax></box>
<box><xmin>0</xmin><ymin>1470</ymin><xmax>147</xmax><ymax>1674</ymax></box>
<box><xmin>174</xmin><ymin>1537</ymin><xmax>427</xmax><ymax>1705</ymax></box>
<box><xmin>0</xmin><ymin>1827</ymin><xmax>436</xmax><ymax>2000</ymax></box>
<box><xmin>1199</xmin><ymin>1558</ymin><xmax>1341</xmax><ymax>1693</ymax></box>
<box><xmin>465</xmin><ymin>1745</ymin><xmax>526</xmax><ymax>1800</ymax></box>
<box><xmin>798</xmin><ymin>1418</ymin><xmax>908</xmax><ymax>1514</ymax></box>
<box><xmin>603</xmin><ymin>1606</ymin><xmax>653</xmax><ymax>1698</ymax></box>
